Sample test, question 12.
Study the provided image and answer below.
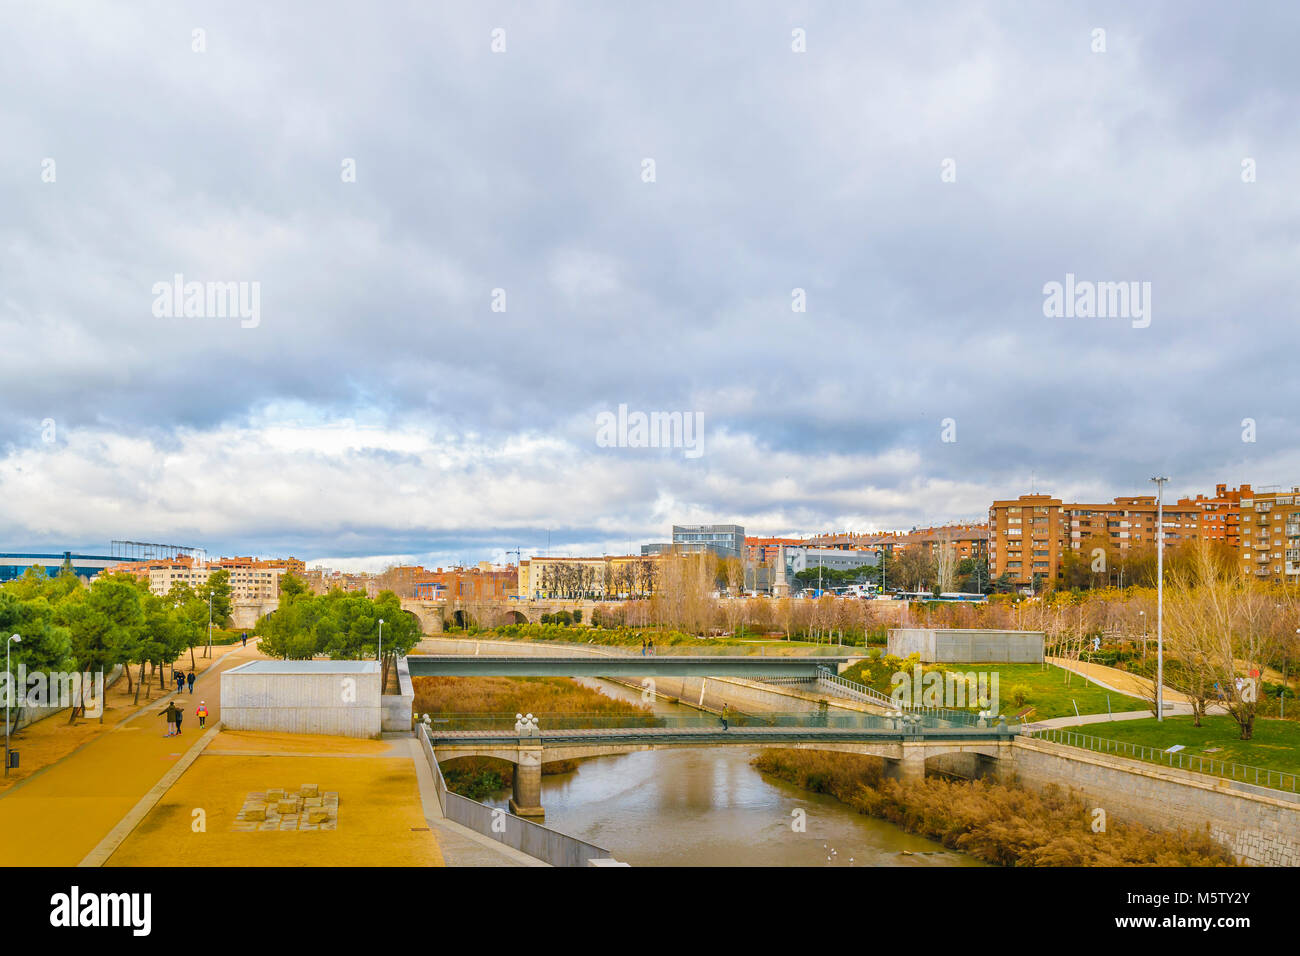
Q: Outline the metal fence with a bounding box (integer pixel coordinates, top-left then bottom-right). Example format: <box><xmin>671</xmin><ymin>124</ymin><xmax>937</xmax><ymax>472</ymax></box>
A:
<box><xmin>1031</xmin><ymin>727</ymin><xmax>1300</xmax><ymax>795</ymax></box>
<box><xmin>416</xmin><ymin>723</ymin><xmax>615</xmax><ymax>866</ymax></box>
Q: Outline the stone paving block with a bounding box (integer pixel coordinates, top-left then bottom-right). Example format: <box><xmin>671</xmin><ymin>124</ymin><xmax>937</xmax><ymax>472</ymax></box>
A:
<box><xmin>277</xmin><ymin>798</ymin><xmax>299</xmax><ymax>815</ymax></box>
<box><xmin>307</xmin><ymin>808</ymin><xmax>330</xmax><ymax>824</ymax></box>
<box><xmin>300</xmin><ymin>784</ymin><xmax>319</xmax><ymax>797</ymax></box>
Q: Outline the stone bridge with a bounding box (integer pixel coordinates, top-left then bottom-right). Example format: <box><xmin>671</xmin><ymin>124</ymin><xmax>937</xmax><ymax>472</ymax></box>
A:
<box><xmin>400</xmin><ymin>597</ymin><xmax>603</xmax><ymax>633</ymax></box>
<box><xmin>230</xmin><ymin>599</ymin><xmax>281</xmax><ymax>631</ymax></box>
<box><xmin>425</xmin><ymin>724</ymin><xmax>1014</xmax><ymax>818</ymax></box>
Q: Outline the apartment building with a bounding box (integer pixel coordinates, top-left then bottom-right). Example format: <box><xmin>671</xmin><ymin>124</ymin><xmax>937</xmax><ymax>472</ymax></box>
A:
<box><xmin>989</xmin><ymin>492</ymin><xmax>1203</xmax><ymax>586</ymax></box>
<box><xmin>808</xmin><ymin>525</ymin><xmax>989</xmax><ymax>563</ymax></box>
<box><xmin>516</xmin><ymin>554</ymin><xmax>665</xmax><ymax>599</ymax></box>
<box><xmin>142</xmin><ymin>556</ymin><xmax>285</xmax><ymax>601</ymax></box>
<box><xmin>413</xmin><ymin>564</ymin><xmax>517</xmax><ymax>601</ymax></box>
<box><xmin>1238</xmin><ymin>487</ymin><xmax>1300</xmax><ymax>583</ymax></box>
<box><xmin>1189</xmin><ymin>483</ymin><xmax>1249</xmax><ymax>549</ymax></box>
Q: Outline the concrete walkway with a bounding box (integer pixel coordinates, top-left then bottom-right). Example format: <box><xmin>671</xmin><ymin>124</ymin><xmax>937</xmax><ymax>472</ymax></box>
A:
<box><xmin>0</xmin><ymin>639</ymin><xmax>264</xmax><ymax>866</ymax></box>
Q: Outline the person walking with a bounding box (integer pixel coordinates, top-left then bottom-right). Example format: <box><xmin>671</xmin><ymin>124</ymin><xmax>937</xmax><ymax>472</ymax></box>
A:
<box><xmin>160</xmin><ymin>701</ymin><xmax>178</xmax><ymax>737</ymax></box>
<box><xmin>174</xmin><ymin>706</ymin><xmax>184</xmax><ymax>736</ymax></box>
<box><xmin>175</xmin><ymin>670</ymin><xmax>185</xmax><ymax>694</ymax></box>
<box><xmin>186</xmin><ymin>670</ymin><xmax>195</xmax><ymax>694</ymax></box>
<box><xmin>641</xmin><ymin>637</ymin><xmax>647</xmax><ymax>656</ymax></box>
<box><xmin>241</xmin><ymin>632</ymin><xmax>247</xmax><ymax>648</ymax></box>
<box><xmin>720</xmin><ymin>702</ymin><xmax>729</xmax><ymax>731</ymax></box>
<box><xmin>196</xmin><ymin>700</ymin><xmax>208</xmax><ymax>729</ymax></box>
<box><xmin>647</xmin><ymin>638</ymin><xmax>655</xmax><ymax>656</ymax></box>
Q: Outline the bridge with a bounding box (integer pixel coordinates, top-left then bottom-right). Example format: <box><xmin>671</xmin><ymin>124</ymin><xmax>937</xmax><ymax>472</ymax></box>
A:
<box><xmin>401</xmin><ymin>597</ymin><xmax>607</xmax><ymax>632</ymax></box>
<box><xmin>406</xmin><ymin>655</ymin><xmax>851</xmax><ymax>679</ymax></box>
<box><xmin>421</xmin><ymin>712</ymin><xmax>1017</xmax><ymax>819</ymax></box>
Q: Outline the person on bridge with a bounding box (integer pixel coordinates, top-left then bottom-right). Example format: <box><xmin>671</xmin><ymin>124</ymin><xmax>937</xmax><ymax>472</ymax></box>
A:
<box><xmin>186</xmin><ymin>670</ymin><xmax>196</xmax><ymax>694</ymax></box>
<box><xmin>720</xmin><ymin>703</ymin><xmax>729</xmax><ymax>731</ymax></box>
<box><xmin>196</xmin><ymin>700</ymin><xmax>208</xmax><ymax>729</ymax></box>
<box><xmin>647</xmin><ymin>638</ymin><xmax>655</xmax><ymax>656</ymax></box>
<box><xmin>241</xmin><ymin>632</ymin><xmax>247</xmax><ymax>648</ymax></box>
<box><xmin>160</xmin><ymin>702</ymin><xmax>178</xmax><ymax>737</ymax></box>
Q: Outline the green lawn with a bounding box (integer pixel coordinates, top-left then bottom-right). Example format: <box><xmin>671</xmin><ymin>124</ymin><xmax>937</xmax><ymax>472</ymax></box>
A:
<box><xmin>986</xmin><ymin>663</ymin><xmax>1150</xmax><ymax>720</ymax></box>
<box><xmin>1056</xmin><ymin>715</ymin><xmax>1300</xmax><ymax>781</ymax></box>
<box><xmin>841</xmin><ymin>659</ymin><xmax>1150</xmax><ymax>720</ymax></box>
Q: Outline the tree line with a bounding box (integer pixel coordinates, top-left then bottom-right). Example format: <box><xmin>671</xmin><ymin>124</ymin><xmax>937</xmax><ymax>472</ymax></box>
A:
<box><xmin>254</xmin><ymin>573</ymin><xmax>422</xmax><ymax>690</ymax></box>
<box><xmin>0</xmin><ymin>565</ymin><xmax>233</xmax><ymax>727</ymax></box>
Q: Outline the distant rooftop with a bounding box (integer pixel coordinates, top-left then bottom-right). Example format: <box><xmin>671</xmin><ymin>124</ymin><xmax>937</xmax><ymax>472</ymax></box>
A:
<box><xmin>227</xmin><ymin>660</ymin><xmax>379</xmax><ymax>675</ymax></box>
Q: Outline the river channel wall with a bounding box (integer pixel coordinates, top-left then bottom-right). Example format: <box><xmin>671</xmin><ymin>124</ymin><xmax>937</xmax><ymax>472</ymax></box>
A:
<box><xmin>1010</xmin><ymin>735</ymin><xmax>1300</xmax><ymax>867</ymax></box>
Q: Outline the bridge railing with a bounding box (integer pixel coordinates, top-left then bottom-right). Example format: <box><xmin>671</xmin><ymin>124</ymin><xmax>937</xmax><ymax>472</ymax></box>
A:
<box><xmin>421</xmin><ymin>636</ymin><xmax>854</xmax><ymax>658</ymax></box>
<box><xmin>1031</xmin><ymin>727</ymin><xmax>1300</xmax><ymax>796</ymax></box>
<box><xmin>422</xmin><ymin>710</ymin><xmax>1003</xmax><ymax>734</ymax></box>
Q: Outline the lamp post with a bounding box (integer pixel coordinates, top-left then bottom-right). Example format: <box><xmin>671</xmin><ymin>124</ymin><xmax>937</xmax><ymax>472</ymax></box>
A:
<box><xmin>1150</xmin><ymin>476</ymin><xmax>1169</xmax><ymax>721</ymax></box>
<box><xmin>377</xmin><ymin>618</ymin><xmax>384</xmax><ymax>692</ymax></box>
<box><xmin>5</xmin><ymin>634</ymin><xmax>20</xmax><ymax>777</ymax></box>
<box><xmin>206</xmin><ymin>590</ymin><xmax>213</xmax><ymax>659</ymax></box>
<box><xmin>1139</xmin><ymin>610</ymin><xmax>1146</xmax><ymax>658</ymax></box>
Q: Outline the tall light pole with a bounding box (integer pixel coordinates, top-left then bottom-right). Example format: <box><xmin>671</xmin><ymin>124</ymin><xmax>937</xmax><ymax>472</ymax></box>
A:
<box><xmin>5</xmin><ymin>634</ymin><xmax>20</xmax><ymax>777</ymax></box>
<box><xmin>206</xmin><ymin>590</ymin><xmax>213</xmax><ymax>659</ymax></box>
<box><xmin>377</xmin><ymin>618</ymin><xmax>384</xmax><ymax>692</ymax></box>
<box><xmin>1151</xmin><ymin>476</ymin><xmax>1169</xmax><ymax>721</ymax></box>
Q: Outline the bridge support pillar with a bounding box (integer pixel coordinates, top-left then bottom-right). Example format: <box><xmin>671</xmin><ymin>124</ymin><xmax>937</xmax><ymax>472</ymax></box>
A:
<box><xmin>884</xmin><ymin>751</ymin><xmax>926</xmax><ymax>784</ymax></box>
<box><xmin>982</xmin><ymin>752</ymin><xmax>1014</xmax><ymax>785</ymax></box>
<box><xmin>509</xmin><ymin>746</ymin><xmax>545</xmax><ymax>819</ymax></box>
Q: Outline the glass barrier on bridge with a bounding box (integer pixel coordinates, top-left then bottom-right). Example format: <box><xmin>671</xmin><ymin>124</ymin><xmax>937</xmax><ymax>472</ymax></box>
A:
<box><xmin>421</xmin><ymin>710</ymin><xmax>1002</xmax><ymax>734</ymax></box>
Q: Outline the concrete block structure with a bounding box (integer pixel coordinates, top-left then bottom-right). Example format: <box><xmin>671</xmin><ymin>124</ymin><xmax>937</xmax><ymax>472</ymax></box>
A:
<box><xmin>221</xmin><ymin>661</ymin><xmax>382</xmax><ymax>738</ymax></box>
<box><xmin>888</xmin><ymin>628</ymin><xmax>1044</xmax><ymax>663</ymax></box>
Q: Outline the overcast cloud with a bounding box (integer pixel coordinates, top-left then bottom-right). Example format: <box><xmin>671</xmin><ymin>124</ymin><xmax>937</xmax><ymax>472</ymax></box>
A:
<box><xmin>2</xmin><ymin>0</ymin><xmax>1297</xmax><ymax>569</ymax></box>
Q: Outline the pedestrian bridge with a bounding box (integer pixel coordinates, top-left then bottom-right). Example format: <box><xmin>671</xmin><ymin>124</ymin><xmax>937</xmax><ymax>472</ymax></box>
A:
<box><xmin>421</xmin><ymin>712</ymin><xmax>1017</xmax><ymax>818</ymax></box>
<box><xmin>406</xmin><ymin>654</ymin><xmax>851</xmax><ymax>679</ymax></box>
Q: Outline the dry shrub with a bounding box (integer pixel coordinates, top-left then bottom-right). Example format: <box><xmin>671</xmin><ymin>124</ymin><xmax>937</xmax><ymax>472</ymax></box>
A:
<box><xmin>753</xmin><ymin>749</ymin><xmax>1233</xmax><ymax>867</ymax></box>
<box><xmin>413</xmin><ymin>676</ymin><xmax>653</xmax><ymax>717</ymax></box>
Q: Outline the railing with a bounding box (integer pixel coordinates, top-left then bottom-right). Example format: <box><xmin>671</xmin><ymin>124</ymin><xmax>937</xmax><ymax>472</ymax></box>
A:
<box><xmin>422</xmin><ymin>710</ymin><xmax>1003</xmax><ymax>734</ymax></box>
<box><xmin>1031</xmin><ymin>728</ymin><xmax>1300</xmax><ymax>795</ymax></box>
<box><xmin>416</xmin><ymin>724</ymin><xmax>615</xmax><ymax>866</ymax></box>
<box><xmin>814</xmin><ymin>668</ymin><xmax>896</xmax><ymax>706</ymax></box>
<box><xmin>808</xmin><ymin>668</ymin><xmax>985</xmax><ymax>728</ymax></box>
<box><xmin>420</xmin><ymin>636</ymin><xmax>853</xmax><ymax>658</ymax></box>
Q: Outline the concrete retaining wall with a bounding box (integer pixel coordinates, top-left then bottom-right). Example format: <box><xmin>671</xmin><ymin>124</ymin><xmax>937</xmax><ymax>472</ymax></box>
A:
<box><xmin>221</xmin><ymin>668</ymin><xmax>381</xmax><ymax>738</ymax></box>
<box><xmin>416</xmin><ymin>724</ymin><xmax>614</xmax><ymax>866</ymax></box>
<box><xmin>889</xmin><ymin>628</ymin><xmax>1044</xmax><ymax>663</ymax></box>
<box><xmin>381</xmin><ymin>656</ymin><xmax>415</xmax><ymax>732</ymax></box>
<box><xmin>1012</xmin><ymin>735</ymin><xmax>1300</xmax><ymax>866</ymax></box>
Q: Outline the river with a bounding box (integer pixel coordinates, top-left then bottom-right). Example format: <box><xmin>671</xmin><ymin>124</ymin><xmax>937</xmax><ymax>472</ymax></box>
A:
<box><xmin>475</xmin><ymin>678</ymin><xmax>983</xmax><ymax>867</ymax></box>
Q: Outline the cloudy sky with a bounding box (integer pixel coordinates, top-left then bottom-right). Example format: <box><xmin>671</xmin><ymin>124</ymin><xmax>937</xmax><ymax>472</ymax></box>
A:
<box><xmin>2</xmin><ymin>1</ymin><xmax>1298</xmax><ymax>570</ymax></box>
